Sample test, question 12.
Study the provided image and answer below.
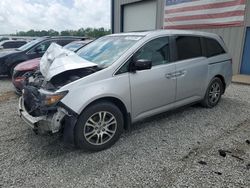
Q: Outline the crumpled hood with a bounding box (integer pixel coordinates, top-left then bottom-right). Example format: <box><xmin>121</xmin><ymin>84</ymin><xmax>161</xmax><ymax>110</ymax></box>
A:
<box><xmin>40</xmin><ymin>43</ymin><xmax>97</xmax><ymax>81</ymax></box>
<box><xmin>0</xmin><ymin>49</ymin><xmax>19</xmax><ymax>58</ymax></box>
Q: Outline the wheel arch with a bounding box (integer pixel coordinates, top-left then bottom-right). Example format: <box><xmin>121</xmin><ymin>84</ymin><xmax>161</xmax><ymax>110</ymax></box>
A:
<box><xmin>213</xmin><ymin>74</ymin><xmax>226</xmax><ymax>93</ymax></box>
<box><xmin>82</xmin><ymin>96</ymin><xmax>131</xmax><ymax>130</ymax></box>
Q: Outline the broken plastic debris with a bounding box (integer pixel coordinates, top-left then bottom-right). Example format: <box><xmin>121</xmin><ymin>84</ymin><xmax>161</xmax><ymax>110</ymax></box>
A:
<box><xmin>218</xmin><ymin>149</ymin><xmax>227</xmax><ymax>157</ymax></box>
<box><xmin>198</xmin><ymin>161</ymin><xmax>207</xmax><ymax>165</ymax></box>
<box><xmin>213</xmin><ymin>171</ymin><xmax>222</xmax><ymax>175</ymax></box>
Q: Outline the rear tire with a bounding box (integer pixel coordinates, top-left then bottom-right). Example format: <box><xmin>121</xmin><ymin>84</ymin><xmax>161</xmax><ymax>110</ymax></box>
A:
<box><xmin>201</xmin><ymin>77</ymin><xmax>223</xmax><ymax>108</ymax></box>
<box><xmin>74</xmin><ymin>101</ymin><xmax>124</xmax><ymax>151</ymax></box>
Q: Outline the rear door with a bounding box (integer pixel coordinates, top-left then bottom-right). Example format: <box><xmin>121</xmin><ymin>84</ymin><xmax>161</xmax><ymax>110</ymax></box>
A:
<box><xmin>173</xmin><ymin>35</ymin><xmax>209</xmax><ymax>102</ymax></box>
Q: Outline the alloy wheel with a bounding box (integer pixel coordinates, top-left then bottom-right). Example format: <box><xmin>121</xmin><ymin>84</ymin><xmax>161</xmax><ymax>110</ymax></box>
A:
<box><xmin>83</xmin><ymin>111</ymin><xmax>117</xmax><ymax>146</ymax></box>
<box><xmin>208</xmin><ymin>82</ymin><xmax>221</xmax><ymax>104</ymax></box>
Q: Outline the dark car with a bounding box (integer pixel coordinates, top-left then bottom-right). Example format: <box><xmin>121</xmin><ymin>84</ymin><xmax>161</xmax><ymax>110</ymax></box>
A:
<box><xmin>0</xmin><ymin>40</ymin><xmax>27</xmax><ymax>50</ymax></box>
<box><xmin>0</xmin><ymin>36</ymin><xmax>86</xmax><ymax>76</ymax></box>
<box><xmin>12</xmin><ymin>40</ymin><xmax>93</xmax><ymax>94</ymax></box>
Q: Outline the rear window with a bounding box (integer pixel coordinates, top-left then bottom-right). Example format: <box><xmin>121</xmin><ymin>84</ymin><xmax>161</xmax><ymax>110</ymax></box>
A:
<box><xmin>176</xmin><ymin>36</ymin><xmax>202</xmax><ymax>61</ymax></box>
<box><xmin>203</xmin><ymin>37</ymin><xmax>225</xmax><ymax>57</ymax></box>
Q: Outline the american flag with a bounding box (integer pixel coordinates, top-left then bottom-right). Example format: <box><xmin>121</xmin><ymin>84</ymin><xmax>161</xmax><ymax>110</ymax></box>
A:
<box><xmin>164</xmin><ymin>0</ymin><xmax>246</xmax><ymax>29</ymax></box>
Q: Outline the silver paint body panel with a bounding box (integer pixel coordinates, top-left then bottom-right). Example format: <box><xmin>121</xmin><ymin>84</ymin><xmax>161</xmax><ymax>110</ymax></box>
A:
<box><xmin>56</xmin><ymin>30</ymin><xmax>232</xmax><ymax>123</ymax></box>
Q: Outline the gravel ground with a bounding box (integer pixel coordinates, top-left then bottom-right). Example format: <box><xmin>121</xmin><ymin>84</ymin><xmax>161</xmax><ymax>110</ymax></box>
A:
<box><xmin>0</xmin><ymin>80</ymin><xmax>250</xmax><ymax>187</ymax></box>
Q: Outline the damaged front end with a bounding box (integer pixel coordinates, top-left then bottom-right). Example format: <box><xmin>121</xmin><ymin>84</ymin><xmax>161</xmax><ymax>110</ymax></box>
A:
<box><xmin>18</xmin><ymin>43</ymin><xmax>99</xmax><ymax>135</ymax></box>
<box><xmin>18</xmin><ymin>88</ymin><xmax>69</xmax><ymax>134</ymax></box>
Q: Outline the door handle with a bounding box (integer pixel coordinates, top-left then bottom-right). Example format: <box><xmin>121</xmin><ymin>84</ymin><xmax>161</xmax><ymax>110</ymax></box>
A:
<box><xmin>166</xmin><ymin>71</ymin><xmax>186</xmax><ymax>79</ymax></box>
<box><xmin>175</xmin><ymin>70</ymin><xmax>186</xmax><ymax>78</ymax></box>
<box><xmin>165</xmin><ymin>73</ymin><xmax>175</xmax><ymax>79</ymax></box>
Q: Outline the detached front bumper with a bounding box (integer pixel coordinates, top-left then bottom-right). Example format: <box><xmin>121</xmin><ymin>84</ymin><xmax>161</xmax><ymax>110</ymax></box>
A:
<box><xmin>18</xmin><ymin>97</ymin><xmax>66</xmax><ymax>134</ymax></box>
<box><xmin>18</xmin><ymin>97</ymin><xmax>46</xmax><ymax>130</ymax></box>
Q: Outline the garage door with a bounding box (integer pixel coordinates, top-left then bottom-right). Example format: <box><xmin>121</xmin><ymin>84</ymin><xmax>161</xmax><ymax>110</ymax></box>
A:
<box><xmin>123</xmin><ymin>1</ymin><xmax>157</xmax><ymax>32</ymax></box>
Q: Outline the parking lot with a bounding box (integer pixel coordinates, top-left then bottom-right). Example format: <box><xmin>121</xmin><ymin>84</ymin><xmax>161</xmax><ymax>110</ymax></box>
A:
<box><xmin>0</xmin><ymin>79</ymin><xmax>250</xmax><ymax>187</ymax></box>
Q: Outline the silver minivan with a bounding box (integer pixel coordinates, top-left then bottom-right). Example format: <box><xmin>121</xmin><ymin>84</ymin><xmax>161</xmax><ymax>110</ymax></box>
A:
<box><xmin>19</xmin><ymin>30</ymin><xmax>232</xmax><ymax>151</ymax></box>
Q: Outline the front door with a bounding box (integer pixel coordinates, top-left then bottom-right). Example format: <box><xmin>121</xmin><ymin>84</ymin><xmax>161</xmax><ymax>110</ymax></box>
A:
<box><xmin>27</xmin><ymin>40</ymin><xmax>53</xmax><ymax>59</ymax></box>
<box><xmin>129</xmin><ymin>36</ymin><xmax>176</xmax><ymax>120</ymax></box>
<box><xmin>241</xmin><ymin>28</ymin><xmax>250</xmax><ymax>75</ymax></box>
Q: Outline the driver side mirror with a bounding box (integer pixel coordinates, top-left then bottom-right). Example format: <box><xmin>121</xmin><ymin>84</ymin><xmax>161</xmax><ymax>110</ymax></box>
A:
<box><xmin>131</xmin><ymin>59</ymin><xmax>152</xmax><ymax>72</ymax></box>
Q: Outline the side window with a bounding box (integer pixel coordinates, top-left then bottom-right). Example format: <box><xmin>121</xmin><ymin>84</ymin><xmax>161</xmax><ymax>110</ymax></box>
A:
<box><xmin>116</xmin><ymin>37</ymin><xmax>170</xmax><ymax>75</ymax></box>
<box><xmin>176</xmin><ymin>36</ymin><xmax>202</xmax><ymax>61</ymax></box>
<box><xmin>116</xmin><ymin>60</ymin><xmax>130</xmax><ymax>75</ymax></box>
<box><xmin>3</xmin><ymin>41</ymin><xmax>19</xmax><ymax>48</ymax></box>
<box><xmin>2</xmin><ymin>42</ymin><xmax>11</xmax><ymax>48</ymax></box>
<box><xmin>204</xmin><ymin>37</ymin><xmax>225</xmax><ymax>57</ymax></box>
<box><xmin>4</xmin><ymin>41</ymin><xmax>26</xmax><ymax>48</ymax></box>
<box><xmin>134</xmin><ymin>37</ymin><xmax>170</xmax><ymax>66</ymax></box>
<box><xmin>30</xmin><ymin>40</ymin><xmax>53</xmax><ymax>53</ymax></box>
<box><xmin>17</xmin><ymin>41</ymin><xmax>26</xmax><ymax>47</ymax></box>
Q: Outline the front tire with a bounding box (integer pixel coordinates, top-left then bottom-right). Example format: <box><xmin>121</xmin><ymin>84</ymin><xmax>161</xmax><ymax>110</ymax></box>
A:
<box><xmin>74</xmin><ymin>101</ymin><xmax>124</xmax><ymax>151</ymax></box>
<box><xmin>201</xmin><ymin>77</ymin><xmax>223</xmax><ymax>108</ymax></box>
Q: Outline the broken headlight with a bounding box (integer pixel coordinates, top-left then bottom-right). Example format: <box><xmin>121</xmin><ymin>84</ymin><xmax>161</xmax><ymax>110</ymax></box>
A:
<box><xmin>43</xmin><ymin>90</ymin><xmax>68</xmax><ymax>106</ymax></box>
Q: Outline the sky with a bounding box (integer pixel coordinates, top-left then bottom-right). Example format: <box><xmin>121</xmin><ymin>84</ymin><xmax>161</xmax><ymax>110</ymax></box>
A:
<box><xmin>0</xmin><ymin>0</ymin><xmax>111</xmax><ymax>34</ymax></box>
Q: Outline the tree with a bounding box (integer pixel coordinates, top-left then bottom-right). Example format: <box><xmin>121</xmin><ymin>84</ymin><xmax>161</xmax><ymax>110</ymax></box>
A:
<box><xmin>14</xmin><ymin>28</ymin><xmax>111</xmax><ymax>38</ymax></box>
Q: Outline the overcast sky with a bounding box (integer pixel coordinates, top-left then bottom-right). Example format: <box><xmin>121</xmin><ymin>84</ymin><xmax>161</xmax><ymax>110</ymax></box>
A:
<box><xmin>0</xmin><ymin>0</ymin><xmax>111</xmax><ymax>34</ymax></box>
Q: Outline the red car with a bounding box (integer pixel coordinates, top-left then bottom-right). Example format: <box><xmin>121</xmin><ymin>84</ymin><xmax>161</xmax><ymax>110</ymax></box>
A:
<box><xmin>12</xmin><ymin>40</ymin><xmax>93</xmax><ymax>94</ymax></box>
<box><xmin>12</xmin><ymin>58</ymin><xmax>40</xmax><ymax>94</ymax></box>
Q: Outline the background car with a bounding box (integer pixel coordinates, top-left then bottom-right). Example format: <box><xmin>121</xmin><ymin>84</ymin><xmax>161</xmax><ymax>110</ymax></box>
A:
<box><xmin>0</xmin><ymin>36</ymin><xmax>87</xmax><ymax>77</ymax></box>
<box><xmin>0</xmin><ymin>40</ymin><xmax>27</xmax><ymax>50</ymax></box>
<box><xmin>12</xmin><ymin>39</ymin><xmax>93</xmax><ymax>94</ymax></box>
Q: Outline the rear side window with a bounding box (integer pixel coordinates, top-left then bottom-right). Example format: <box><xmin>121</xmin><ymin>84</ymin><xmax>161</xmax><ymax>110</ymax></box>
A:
<box><xmin>175</xmin><ymin>36</ymin><xmax>202</xmax><ymax>61</ymax></box>
<box><xmin>203</xmin><ymin>37</ymin><xmax>225</xmax><ymax>57</ymax></box>
<box><xmin>17</xmin><ymin>41</ymin><xmax>27</xmax><ymax>47</ymax></box>
<box><xmin>3</xmin><ymin>41</ymin><xmax>26</xmax><ymax>48</ymax></box>
<box><xmin>3</xmin><ymin>42</ymin><xmax>16</xmax><ymax>48</ymax></box>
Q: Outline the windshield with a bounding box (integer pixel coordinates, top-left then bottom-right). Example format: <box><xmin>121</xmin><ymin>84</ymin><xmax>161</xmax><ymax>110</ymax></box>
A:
<box><xmin>18</xmin><ymin>38</ymin><xmax>43</xmax><ymax>51</ymax></box>
<box><xmin>77</xmin><ymin>36</ymin><xmax>142</xmax><ymax>67</ymax></box>
<box><xmin>64</xmin><ymin>42</ymin><xmax>84</xmax><ymax>52</ymax></box>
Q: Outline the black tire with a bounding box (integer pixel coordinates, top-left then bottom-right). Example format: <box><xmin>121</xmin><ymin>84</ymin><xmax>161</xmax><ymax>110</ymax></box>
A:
<box><xmin>74</xmin><ymin>101</ymin><xmax>124</xmax><ymax>151</ymax></box>
<box><xmin>201</xmin><ymin>77</ymin><xmax>223</xmax><ymax>108</ymax></box>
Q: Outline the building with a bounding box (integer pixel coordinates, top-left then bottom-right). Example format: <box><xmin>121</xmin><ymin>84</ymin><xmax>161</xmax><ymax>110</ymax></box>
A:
<box><xmin>111</xmin><ymin>0</ymin><xmax>250</xmax><ymax>75</ymax></box>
